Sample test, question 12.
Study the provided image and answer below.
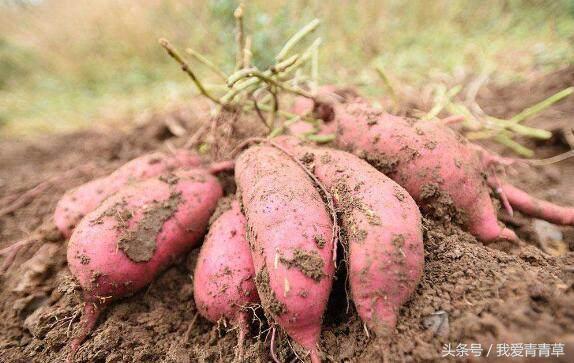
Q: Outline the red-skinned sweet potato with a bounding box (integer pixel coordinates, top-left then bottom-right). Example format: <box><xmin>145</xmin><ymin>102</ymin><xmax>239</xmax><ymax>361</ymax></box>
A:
<box><xmin>55</xmin><ymin>150</ymin><xmax>202</xmax><ymax>238</ymax></box>
<box><xmin>275</xmin><ymin>136</ymin><xmax>424</xmax><ymax>336</ymax></box>
<box><xmin>488</xmin><ymin>178</ymin><xmax>574</xmax><ymax>225</ymax></box>
<box><xmin>66</xmin><ymin>168</ymin><xmax>222</xmax><ymax>361</ymax></box>
<box><xmin>235</xmin><ymin>145</ymin><xmax>334</xmax><ymax>363</ymax></box>
<box><xmin>334</xmin><ymin>101</ymin><xmax>518</xmax><ymax>242</ymax></box>
<box><xmin>193</xmin><ymin>199</ymin><xmax>258</xmax><ymax>359</ymax></box>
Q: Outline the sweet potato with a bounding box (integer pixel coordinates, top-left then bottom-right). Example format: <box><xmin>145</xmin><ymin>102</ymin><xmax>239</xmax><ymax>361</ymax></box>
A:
<box><xmin>275</xmin><ymin>136</ymin><xmax>424</xmax><ymax>336</ymax></box>
<box><xmin>66</xmin><ymin>168</ymin><xmax>222</xmax><ymax>361</ymax></box>
<box><xmin>193</xmin><ymin>199</ymin><xmax>258</xmax><ymax>359</ymax></box>
<box><xmin>488</xmin><ymin>178</ymin><xmax>574</xmax><ymax>225</ymax></box>
<box><xmin>334</xmin><ymin>101</ymin><xmax>518</xmax><ymax>242</ymax></box>
<box><xmin>235</xmin><ymin>145</ymin><xmax>334</xmax><ymax>363</ymax></box>
<box><xmin>55</xmin><ymin>150</ymin><xmax>202</xmax><ymax>238</ymax></box>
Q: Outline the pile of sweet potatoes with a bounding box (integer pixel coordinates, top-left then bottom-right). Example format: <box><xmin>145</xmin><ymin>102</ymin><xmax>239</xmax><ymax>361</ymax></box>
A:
<box><xmin>4</xmin><ymin>88</ymin><xmax>573</xmax><ymax>363</ymax></box>
<box><xmin>41</xmin><ymin>137</ymin><xmax>427</xmax><ymax>362</ymax></box>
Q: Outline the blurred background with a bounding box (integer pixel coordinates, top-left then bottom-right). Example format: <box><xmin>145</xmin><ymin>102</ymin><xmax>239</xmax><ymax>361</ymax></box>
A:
<box><xmin>0</xmin><ymin>0</ymin><xmax>573</xmax><ymax>137</ymax></box>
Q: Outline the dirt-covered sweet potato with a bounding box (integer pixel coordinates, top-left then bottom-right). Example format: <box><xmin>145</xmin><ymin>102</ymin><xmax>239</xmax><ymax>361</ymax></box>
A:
<box><xmin>334</xmin><ymin>101</ymin><xmax>518</xmax><ymax>243</ymax></box>
<box><xmin>66</xmin><ymin>168</ymin><xmax>222</xmax><ymax>361</ymax></box>
<box><xmin>235</xmin><ymin>145</ymin><xmax>334</xmax><ymax>363</ymax></box>
<box><xmin>193</xmin><ymin>199</ymin><xmax>258</xmax><ymax>359</ymax></box>
<box><xmin>55</xmin><ymin>150</ymin><xmax>202</xmax><ymax>238</ymax></box>
<box><xmin>275</xmin><ymin>136</ymin><xmax>424</xmax><ymax>336</ymax></box>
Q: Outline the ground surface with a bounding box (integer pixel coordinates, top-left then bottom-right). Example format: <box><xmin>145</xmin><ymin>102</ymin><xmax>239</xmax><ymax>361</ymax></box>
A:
<box><xmin>0</xmin><ymin>68</ymin><xmax>573</xmax><ymax>362</ymax></box>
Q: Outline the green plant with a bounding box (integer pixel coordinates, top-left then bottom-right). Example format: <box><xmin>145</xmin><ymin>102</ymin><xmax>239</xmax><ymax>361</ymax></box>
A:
<box><xmin>160</xmin><ymin>4</ymin><xmax>328</xmax><ymax>142</ymax></box>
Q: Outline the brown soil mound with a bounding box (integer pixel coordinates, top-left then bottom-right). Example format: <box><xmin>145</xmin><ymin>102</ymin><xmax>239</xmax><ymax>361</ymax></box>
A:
<box><xmin>1</xmin><ymin>69</ymin><xmax>573</xmax><ymax>362</ymax></box>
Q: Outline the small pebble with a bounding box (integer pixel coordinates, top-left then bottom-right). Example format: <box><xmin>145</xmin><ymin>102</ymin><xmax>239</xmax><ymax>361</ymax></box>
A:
<box><xmin>423</xmin><ymin>310</ymin><xmax>449</xmax><ymax>337</ymax></box>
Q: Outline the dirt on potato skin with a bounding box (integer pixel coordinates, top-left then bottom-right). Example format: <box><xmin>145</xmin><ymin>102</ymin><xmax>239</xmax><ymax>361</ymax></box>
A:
<box><xmin>117</xmin><ymin>191</ymin><xmax>182</xmax><ymax>263</ymax></box>
<box><xmin>1</xmin><ymin>70</ymin><xmax>574</xmax><ymax>362</ymax></box>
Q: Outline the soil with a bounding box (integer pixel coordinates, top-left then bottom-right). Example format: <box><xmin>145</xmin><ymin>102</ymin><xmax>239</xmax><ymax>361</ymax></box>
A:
<box><xmin>278</xmin><ymin>248</ymin><xmax>326</xmax><ymax>282</ymax></box>
<box><xmin>1</xmin><ymin>68</ymin><xmax>574</xmax><ymax>363</ymax></box>
<box><xmin>117</xmin><ymin>191</ymin><xmax>182</xmax><ymax>263</ymax></box>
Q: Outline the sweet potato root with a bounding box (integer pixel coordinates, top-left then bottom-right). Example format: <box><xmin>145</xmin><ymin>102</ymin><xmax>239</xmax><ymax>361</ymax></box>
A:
<box><xmin>55</xmin><ymin>150</ymin><xmax>202</xmax><ymax>238</ymax></box>
<box><xmin>275</xmin><ymin>136</ymin><xmax>424</xmax><ymax>336</ymax></box>
<box><xmin>488</xmin><ymin>178</ymin><xmax>574</xmax><ymax>225</ymax></box>
<box><xmin>193</xmin><ymin>199</ymin><xmax>258</xmax><ymax>359</ymax></box>
<box><xmin>235</xmin><ymin>145</ymin><xmax>334</xmax><ymax>363</ymax></box>
<box><xmin>66</xmin><ymin>168</ymin><xmax>222</xmax><ymax>361</ymax></box>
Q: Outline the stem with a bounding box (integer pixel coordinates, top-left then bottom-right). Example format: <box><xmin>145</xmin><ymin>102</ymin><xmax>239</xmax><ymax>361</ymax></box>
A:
<box><xmin>481</xmin><ymin>116</ymin><xmax>552</xmax><ymax>139</ymax></box>
<box><xmin>423</xmin><ymin>85</ymin><xmax>447</xmax><ymax>121</ymax></box>
<box><xmin>227</xmin><ymin>67</ymin><xmax>260</xmax><ymax>88</ymax></box>
<box><xmin>289</xmin><ymin>38</ymin><xmax>321</xmax><ymax>71</ymax></box>
<box><xmin>236</xmin><ymin>70</ymin><xmax>314</xmax><ymax>99</ymax></box>
<box><xmin>446</xmin><ymin>102</ymin><xmax>481</xmax><ymax>129</ymax></box>
<box><xmin>306</xmin><ymin>133</ymin><xmax>335</xmax><ymax>143</ymax></box>
<box><xmin>226</xmin><ymin>55</ymin><xmax>299</xmax><ymax>88</ymax></box>
<box><xmin>504</xmin><ymin>120</ymin><xmax>552</xmax><ymax>139</ymax></box>
<box><xmin>311</xmin><ymin>43</ymin><xmax>319</xmax><ymax>93</ymax></box>
<box><xmin>466</xmin><ymin>130</ymin><xmax>496</xmax><ymax>140</ymax></box>
<box><xmin>509</xmin><ymin>86</ymin><xmax>573</xmax><ymax>124</ymax></box>
<box><xmin>252</xmin><ymin>102</ymin><xmax>316</xmax><ymax>123</ymax></box>
<box><xmin>234</xmin><ymin>3</ymin><xmax>246</xmax><ymax>70</ymax></box>
<box><xmin>250</xmin><ymin>94</ymin><xmax>271</xmax><ymax>130</ymax></box>
<box><xmin>159</xmin><ymin>14</ymin><xmax>325</xmax><ymax>140</ymax></box>
<box><xmin>524</xmin><ymin>150</ymin><xmax>574</xmax><ymax>166</ymax></box>
<box><xmin>276</xmin><ymin>18</ymin><xmax>320</xmax><ymax>61</ymax></box>
<box><xmin>270</xmin><ymin>54</ymin><xmax>300</xmax><ymax>74</ymax></box>
<box><xmin>266</xmin><ymin>86</ymin><xmax>278</xmax><ymax>129</ymax></box>
<box><xmin>222</xmin><ymin>78</ymin><xmax>259</xmax><ymax>104</ymax></box>
<box><xmin>268</xmin><ymin>115</ymin><xmax>302</xmax><ymax>138</ymax></box>
<box><xmin>185</xmin><ymin>48</ymin><xmax>228</xmax><ymax>81</ymax></box>
<box><xmin>425</xmin><ymin>85</ymin><xmax>461</xmax><ymax>120</ymax></box>
<box><xmin>493</xmin><ymin>133</ymin><xmax>534</xmax><ymax>157</ymax></box>
<box><xmin>375</xmin><ymin>65</ymin><xmax>399</xmax><ymax>109</ymax></box>
<box><xmin>222</xmin><ymin>55</ymin><xmax>307</xmax><ymax>104</ymax></box>
<box><xmin>222</xmin><ymin>53</ymin><xmax>302</xmax><ymax>104</ymax></box>
<box><xmin>257</xmin><ymin>90</ymin><xmax>273</xmax><ymax>105</ymax></box>
<box><xmin>243</xmin><ymin>35</ymin><xmax>252</xmax><ymax>68</ymax></box>
<box><xmin>159</xmin><ymin>38</ymin><xmax>222</xmax><ymax>105</ymax></box>
<box><xmin>268</xmin><ymin>127</ymin><xmax>285</xmax><ymax>139</ymax></box>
